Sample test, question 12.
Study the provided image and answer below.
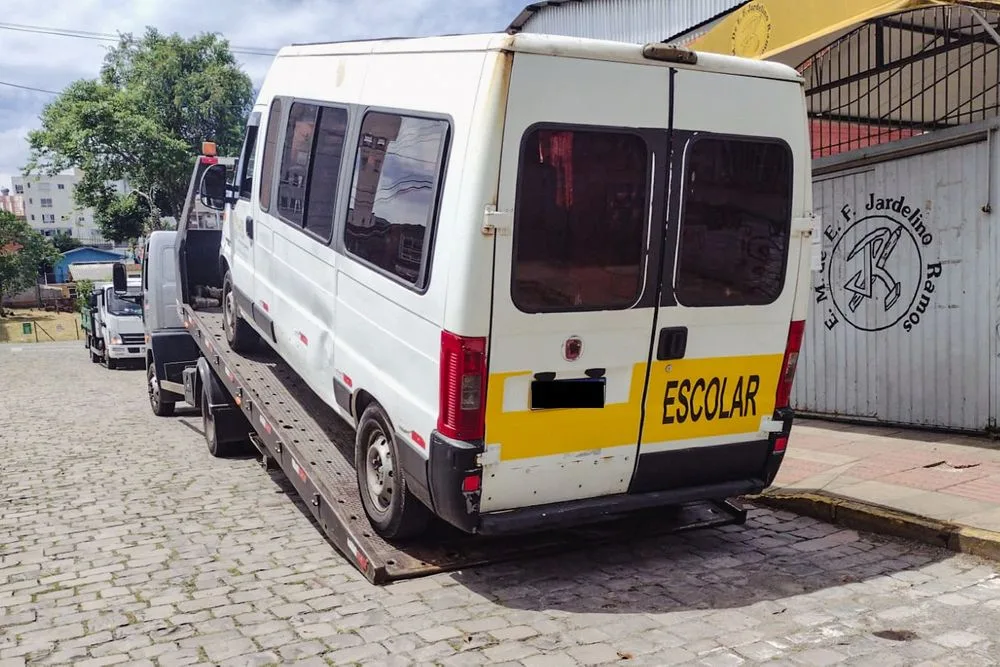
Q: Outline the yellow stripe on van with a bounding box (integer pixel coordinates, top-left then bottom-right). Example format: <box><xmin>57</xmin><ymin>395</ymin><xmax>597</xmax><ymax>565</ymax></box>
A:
<box><xmin>485</xmin><ymin>354</ymin><xmax>784</xmax><ymax>461</ymax></box>
<box><xmin>641</xmin><ymin>354</ymin><xmax>783</xmax><ymax>444</ymax></box>
<box><xmin>485</xmin><ymin>365</ymin><xmax>648</xmax><ymax>462</ymax></box>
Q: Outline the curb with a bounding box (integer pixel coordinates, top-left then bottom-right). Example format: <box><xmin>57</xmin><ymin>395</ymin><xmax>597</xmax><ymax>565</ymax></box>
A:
<box><xmin>747</xmin><ymin>490</ymin><xmax>1000</xmax><ymax>562</ymax></box>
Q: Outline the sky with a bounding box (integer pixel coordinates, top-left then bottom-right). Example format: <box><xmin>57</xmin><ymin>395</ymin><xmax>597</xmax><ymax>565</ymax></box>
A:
<box><xmin>0</xmin><ymin>0</ymin><xmax>526</xmax><ymax>190</ymax></box>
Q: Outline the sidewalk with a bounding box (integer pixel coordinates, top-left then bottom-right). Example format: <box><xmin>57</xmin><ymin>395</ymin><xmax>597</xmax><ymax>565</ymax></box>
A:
<box><xmin>758</xmin><ymin>417</ymin><xmax>1000</xmax><ymax>558</ymax></box>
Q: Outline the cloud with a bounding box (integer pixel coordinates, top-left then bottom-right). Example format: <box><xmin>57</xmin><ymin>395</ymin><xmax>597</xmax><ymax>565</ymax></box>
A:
<box><xmin>0</xmin><ymin>0</ymin><xmax>525</xmax><ymax>187</ymax></box>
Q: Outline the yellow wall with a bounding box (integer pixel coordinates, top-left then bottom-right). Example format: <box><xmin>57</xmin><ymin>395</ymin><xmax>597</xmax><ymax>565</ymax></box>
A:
<box><xmin>687</xmin><ymin>0</ymin><xmax>1000</xmax><ymax>61</ymax></box>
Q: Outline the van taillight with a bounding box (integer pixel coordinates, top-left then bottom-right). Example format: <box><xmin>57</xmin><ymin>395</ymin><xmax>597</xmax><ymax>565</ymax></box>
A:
<box><xmin>438</xmin><ymin>331</ymin><xmax>487</xmax><ymax>441</ymax></box>
<box><xmin>775</xmin><ymin>320</ymin><xmax>805</xmax><ymax>409</ymax></box>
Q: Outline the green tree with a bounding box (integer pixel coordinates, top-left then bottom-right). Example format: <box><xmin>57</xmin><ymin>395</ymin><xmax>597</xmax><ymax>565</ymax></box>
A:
<box><xmin>26</xmin><ymin>28</ymin><xmax>253</xmax><ymax>241</ymax></box>
<box><xmin>95</xmin><ymin>192</ymin><xmax>150</xmax><ymax>244</ymax></box>
<box><xmin>51</xmin><ymin>230</ymin><xmax>82</xmax><ymax>253</ymax></box>
<box><xmin>0</xmin><ymin>211</ymin><xmax>60</xmax><ymax>316</ymax></box>
<box><xmin>75</xmin><ymin>278</ymin><xmax>95</xmax><ymax>314</ymax></box>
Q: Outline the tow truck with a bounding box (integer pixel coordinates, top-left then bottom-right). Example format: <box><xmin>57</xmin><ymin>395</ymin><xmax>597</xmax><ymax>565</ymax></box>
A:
<box><xmin>114</xmin><ymin>147</ymin><xmax>749</xmax><ymax>584</ymax></box>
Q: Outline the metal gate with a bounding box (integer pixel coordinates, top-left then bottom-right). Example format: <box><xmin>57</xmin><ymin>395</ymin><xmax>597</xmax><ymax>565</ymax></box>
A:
<box><xmin>793</xmin><ymin>122</ymin><xmax>997</xmax><ymax>430</ymax></box>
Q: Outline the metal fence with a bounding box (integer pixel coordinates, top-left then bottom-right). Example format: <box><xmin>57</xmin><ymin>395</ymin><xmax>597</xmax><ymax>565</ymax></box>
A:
<box><xmin>801</xmin><ymin>4</ymin><xmax>1000</xmax><ymax>158</ymax></box>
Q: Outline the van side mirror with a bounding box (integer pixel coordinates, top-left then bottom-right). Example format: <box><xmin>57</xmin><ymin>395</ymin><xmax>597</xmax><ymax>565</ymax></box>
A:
<box><xmin>199</xmin><ymin>164</ymin><xmax>228</xmax><ymax>211</ymax></box>
<box><xmin>112</xmin><ymin>262</ymin><xmax>128</xmax><ymax>296</ymax></box>
<box><xmin>88</xmin><ymin>294</ymin><xmax>97</xmax><ymax>308</ymax></box>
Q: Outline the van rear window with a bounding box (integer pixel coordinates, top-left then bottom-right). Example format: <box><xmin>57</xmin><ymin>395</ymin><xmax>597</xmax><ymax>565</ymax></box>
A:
<box><xmin>513</xmin><ymin>128</ymin><xmax>649</xmax><ymax>312</ymax></box>
<box><xmin>674</xmin><ymin>136</ymin><xmax>793</xmax><ymax>307</ymax></box>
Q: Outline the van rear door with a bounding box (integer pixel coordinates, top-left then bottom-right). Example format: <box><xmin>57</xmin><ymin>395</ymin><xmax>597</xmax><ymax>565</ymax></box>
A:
<box><xmin>481</xmin><ymin>52</ymin><xmax>672</xmax><ymax>513</ymax></box>
<box><xmin>634</xmin><ymin>68</ymin><xmax>807</xmax><ymax>493</ymax></box>
<box><xmin>482</xmin><ymin>55</ymin><xmax>808</xmax><ymax>514</ymax></box>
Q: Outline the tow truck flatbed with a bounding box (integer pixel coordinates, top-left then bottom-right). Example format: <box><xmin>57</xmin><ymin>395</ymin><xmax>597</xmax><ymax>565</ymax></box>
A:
<box><xmin>182</xmin><ymin>306</ymin><xmax>748</xmax><ymax>584</ymax></box>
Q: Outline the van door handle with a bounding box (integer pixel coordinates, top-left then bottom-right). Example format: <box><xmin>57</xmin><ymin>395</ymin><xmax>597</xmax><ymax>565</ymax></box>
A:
<box><xmin>245</xmin><ymin>216</ymin><xmax>254</xmax><ymax>240</ymax></box>
<box><xmin>656</xmin><ymin>326</ymin><xmax>688</xmax><ymax>361</ymax></box>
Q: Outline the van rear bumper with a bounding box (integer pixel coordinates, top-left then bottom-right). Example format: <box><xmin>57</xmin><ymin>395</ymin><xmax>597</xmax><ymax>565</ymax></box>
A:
<box><xmin>477</xmin><ymin>479</ymin><xmax>763</xmax><ymax>536</ymax></box>
<box><xmin>419</xmin><ymin>408</ymin><xmax>793</xmax><ymax>536</ymax></box>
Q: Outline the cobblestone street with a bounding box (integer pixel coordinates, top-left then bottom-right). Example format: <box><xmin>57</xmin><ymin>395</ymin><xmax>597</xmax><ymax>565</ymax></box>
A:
<box><xmin>3</xmin><ymin>342</ymin><xmax>1000</xmax><ymax>666</ymax></box>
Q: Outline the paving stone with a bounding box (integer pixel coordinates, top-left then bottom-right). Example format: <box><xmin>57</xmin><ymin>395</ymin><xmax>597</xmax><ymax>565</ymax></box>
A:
<box><xmin>521</xmin><ymin>654</ymin><xmax>579</xmax><ymax>667</ymax></box>
<box><xmin>567</xmin><ymin>643</ymin><xmax>623</xmax><ymax>665</ymax></box>
<box><xmin>932</xmin><ymin>630</ymin><xmax>987</xmax><ymax>648</ymax></box>
<box><xmin>417</xmin><ymin>625</ymin><xmax>463</xmax><ymax>642</ymax></box>
<box><xmin>321</xmin><ymin>642</ymin><xmax>389</xmax><ymax>664</ymax></box>
<box><xmin>792</xmin><ymin>647</ymin><xmax>847</xmax><ymax>666</ymax></box>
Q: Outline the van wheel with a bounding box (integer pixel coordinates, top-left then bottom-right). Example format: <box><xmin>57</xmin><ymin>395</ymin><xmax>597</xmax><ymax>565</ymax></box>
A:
<box><xmin>148</xmin><ymin>363</ymin><xmax>175</xmax><ymax>417</ymax></box>
<box><xmin>106</xmin><ymin>356</ymin><xmax>118</xmax><ymax>370</ymax></box>
<box><xmin>355</xmin><ymin>404</ymin><xmax>430</xmax><ymax>540</ymax></box>
<box><xmin>223</xmin><ymin>270</ymin><xmax>258</xmax><ymax>353</ymax></box>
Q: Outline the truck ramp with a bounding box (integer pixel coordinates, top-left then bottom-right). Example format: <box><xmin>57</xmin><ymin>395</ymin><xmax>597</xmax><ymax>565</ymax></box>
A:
<box><xmin>188</xmin><ymin>308</ymin><xmax>747</xmax><ymax>584</ymax></box>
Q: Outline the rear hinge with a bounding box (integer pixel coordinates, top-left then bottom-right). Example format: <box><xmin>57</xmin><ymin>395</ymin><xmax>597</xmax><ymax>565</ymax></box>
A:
<box><xmin>482</xmin><ymin>207</ymin><xmax>513</xmax><ymax>237</ymax></box>
<box><xmin>759</xmin><ymin>416</ymin><xmax>785</xmax><ymax>434</ymax></box>
<box><xmin>476</xmin><ymin>444</ymin><xmax>501</xmax><ymax>466</ymax></box>
<box><xmin>792</xmin><ymin>213</ymin><xmax>817</xmax><ymax>236</ymax></box>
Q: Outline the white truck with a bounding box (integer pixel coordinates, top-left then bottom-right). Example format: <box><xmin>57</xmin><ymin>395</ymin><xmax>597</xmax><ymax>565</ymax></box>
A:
<box><xmin>82</xmin><ymin>279</ymin><xmax>146</xmax><ymax>369</ymax></box>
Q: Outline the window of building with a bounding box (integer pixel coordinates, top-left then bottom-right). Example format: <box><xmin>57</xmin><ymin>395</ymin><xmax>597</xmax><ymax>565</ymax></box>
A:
<box><xmin>14</xmin><ymin>184</ymin><xmax>23</xmax><ymax>194</ymax></box>
<box><xmin>237</xmin><ymin>124</ymin><xmax>259</xmax><ymax>200</ymax></box>
<box><xmin>258</xmin><ymin>98</ymin><xmax>284</xmax><ymax>212</ymax></box>
<box><xmin>28</xmin><ymin>198</ymin><xmax>32</xmax><ymax>204</ymax></box>
<box><xmin>40</xmin><ymin>198</ymin><xmax>53</xmax><ymax>208</ymax></box>
<box><xmin>512</xmin><ymin>127</ymin><xmax>650</xmax><ymax>312</ymax></box>
<box><xmin>42</xmin><ymin>214</ymin><xmax>55</xmax><ymax>223</ymax></box>
<box><xmin>30</xmin><ymin>214</ymin><xmax>35</xmax><ymax>221</ymax></box>
<box><xmin>57</xmin><ymin>183</ymin><xmax>65</xmax><ymax>190</ymax></box>
<box><xmin>674</xmin><ymin>136</ymin><xmax>793</xmax><ymax>307</ymax></box>
<box><xmin>343</xmin><ymin>112</ymin><xmax>449</xmax><ymax>288</ymax></box>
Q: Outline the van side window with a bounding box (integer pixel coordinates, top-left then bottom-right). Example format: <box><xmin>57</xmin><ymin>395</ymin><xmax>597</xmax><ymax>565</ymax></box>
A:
<box><xmin>303</xmin><ymin>106</ymin><xmax>348</xmax><ymax>240</ymax></box>
<box><xmin>276</xmin><ymin>103</ymin><xmax>316</xmax><ymax>226</ymax></box>
<box><xmin>237</xmin><ymin>125</ymin><xmax>259</xmax><ymax>201</ymax></box>
<box><xmin>674</xmin><ymin>136</ymin><xmax>793</xmax><ymax>307</ymax></box>
<box><xmin>271</xmin><ymin>103</ymin><xmax>348</xmax><ymax>240</ymax></box>
<box><xmin>343</xmin><ymin>112</ymin><xmax>449</xmax><ymax>288</ymax></box>
<box><xmin>258</xmin><ymin>98</ymin><xmax>284</xmax><ymax>212</ymax></box>
<box><xmin>513</xmin><ymin>128</ymin><xmax>649</xmax><ymax>312</ymax></box>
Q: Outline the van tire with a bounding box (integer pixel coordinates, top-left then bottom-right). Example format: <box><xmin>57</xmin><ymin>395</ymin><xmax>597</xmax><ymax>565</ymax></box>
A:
<box><xmin>148</xmin><ymin>362</ymin><xmax>175</xmax><ymax>417</ymax></box>
<box><xmin>355</xmin><ymin>403</ymin><xmax>430</xmax><ymax>540</ymax></box>
<box><xmin>106</xmin><ymin>356</ymin><xmax>118</xmax><ymax>370</ymax></box>
<box><xmin>222</xmin><ymin>270</ymin><xmax>258</xmax><ymax>353</ymax></box>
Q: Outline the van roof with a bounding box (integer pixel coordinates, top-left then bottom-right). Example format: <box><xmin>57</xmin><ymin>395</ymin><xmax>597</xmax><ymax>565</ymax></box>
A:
<box><xmin>279</xmin><ymin>32</ymin><xmax>803</xmax><ymax>83</ymax></box>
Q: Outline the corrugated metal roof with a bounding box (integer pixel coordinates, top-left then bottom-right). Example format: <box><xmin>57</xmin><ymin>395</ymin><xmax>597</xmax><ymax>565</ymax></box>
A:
<box><xmin>507</xmin><ymin>0</ymin><xmax>748</xmax><ymax>44</ymax></box>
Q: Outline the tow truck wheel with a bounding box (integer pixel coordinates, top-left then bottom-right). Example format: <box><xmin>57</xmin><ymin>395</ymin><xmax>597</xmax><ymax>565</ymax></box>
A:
<box><xmin>355</xmin><ymin>403</ymin><xmax>430</xmax><ymax>540</ymax></box>
<box><xmin>106</xmin><ymin>356</ymin><xmax>118</xmax><ymax>370</ymax></box>
<box><xmin>222</xmin><ymin>270</ymin><xmax>259</xmax><ymax>353</ymax></box>
<box><xmin>147</xmin><ymin>363</ymin><xmax>175</xmax><ymax>417</ymax></box>
<box><xmin>202</xmin><ymin>389</ymin><xmax>235</xmax><ymax>458</ymax></box>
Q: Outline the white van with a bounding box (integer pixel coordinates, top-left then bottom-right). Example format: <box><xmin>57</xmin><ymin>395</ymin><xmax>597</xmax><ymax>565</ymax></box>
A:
<box><xmin>208</xmin><ymin>33</ymin><xmax>813</xmax><ymax>539</ymax></box>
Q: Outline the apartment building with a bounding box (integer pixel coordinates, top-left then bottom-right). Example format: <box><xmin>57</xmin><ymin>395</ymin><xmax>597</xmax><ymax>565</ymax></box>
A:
<box><xmin>0</xmin><ymin>189</ymin><xmax>26</xmax><ymax>219</ymax></box>
<box><xmin>11</xmin><ymin>169</ymin><xmax>127</xmax><ymax>244</ymax></box>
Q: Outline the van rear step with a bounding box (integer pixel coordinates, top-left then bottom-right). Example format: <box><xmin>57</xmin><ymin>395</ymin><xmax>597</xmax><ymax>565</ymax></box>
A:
<box><xmin>187</xmin><ymin>307</ymin><xmax>746</xmax><ymax>584</ymax></box>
